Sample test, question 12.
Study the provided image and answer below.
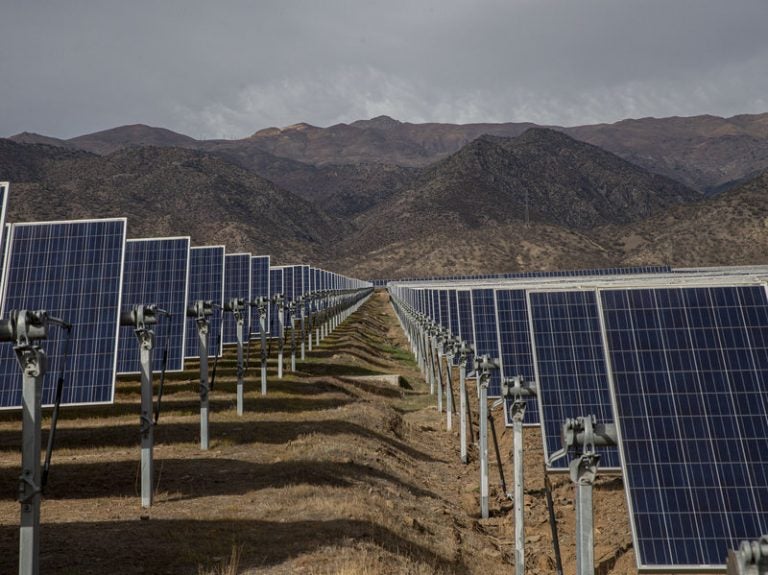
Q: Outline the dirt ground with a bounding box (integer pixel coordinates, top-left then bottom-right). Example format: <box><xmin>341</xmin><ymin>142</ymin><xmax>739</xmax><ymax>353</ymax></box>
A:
<box><xmin>0</xmin><ymin>290</ymin><xmax>644</xmax><ymax>574</ymax></box>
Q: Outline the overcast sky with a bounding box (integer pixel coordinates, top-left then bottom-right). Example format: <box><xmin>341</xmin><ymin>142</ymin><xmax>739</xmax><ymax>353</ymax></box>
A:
<box><xmin>1</xmin><ymin>0</ymin><xmax>767</xmax><ymax>139</ymax></box>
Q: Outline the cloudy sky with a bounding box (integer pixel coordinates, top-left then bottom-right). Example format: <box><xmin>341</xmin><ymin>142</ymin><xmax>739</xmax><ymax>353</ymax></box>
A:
<box><xmin>1</xmin><ymin>0</ymin><xmax>767</xmax><ymax>139</ymax></box>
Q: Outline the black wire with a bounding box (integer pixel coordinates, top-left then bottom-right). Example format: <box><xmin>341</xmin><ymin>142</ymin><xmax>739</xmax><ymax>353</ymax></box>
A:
<box><xmin>42</xmin><ymin>324</ymin><xmax>73</xmax><ymax>490</ymax></box>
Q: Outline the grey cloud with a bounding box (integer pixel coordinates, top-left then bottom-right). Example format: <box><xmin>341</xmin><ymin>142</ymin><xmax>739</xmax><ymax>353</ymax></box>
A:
<box><xmin>1</xmin><ymin>0</ymin><xmax>766</xmax><ymax>138</ymax></box>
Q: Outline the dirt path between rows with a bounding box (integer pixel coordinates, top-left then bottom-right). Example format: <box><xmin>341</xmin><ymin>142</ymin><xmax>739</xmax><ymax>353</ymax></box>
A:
<box><xmin>0</xmin><ymin>291</ymin><xmax>639</xmax><ymax>574</ymax></box>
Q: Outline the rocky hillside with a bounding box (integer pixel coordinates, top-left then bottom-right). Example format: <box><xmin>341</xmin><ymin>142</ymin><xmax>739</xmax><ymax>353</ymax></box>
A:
<box><xmin>1</xmin><ymin>141</ymin><xmax>344</xmax><ymax>263</ymax></box>
<box><xmin>338</xmin><ymin>129</ymin><xmax>698</xmax><ymax>260</ymax></box>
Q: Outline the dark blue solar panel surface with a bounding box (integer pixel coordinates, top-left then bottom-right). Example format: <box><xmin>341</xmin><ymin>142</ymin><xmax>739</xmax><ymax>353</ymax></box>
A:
<box><xmin>250</xmin><ymin>256</ymin><xmax>270</xmax><ymax>335</ymax></box>
<box><xmin>270</xmin><ymin>267</ymin><xmax>284</xmax><ymax>338</ymax></box>
<box><xmin>495</xmin><ymin>289</ymin><xmax>540</xmax><ymax>425</ymax></box>
<box><xmin>0</xmin><ymin>219</ymin><xmax>126</xmax><ymax>408</ymax></box>
<box><xmin>600</xmin><ymin>286</ymin><xmax>768</xmax><ymax>569</ymax></box>
<box><xmin>117</xmin><ymin>237</ymin><xmax>189</xmax><ymax>374</ymax></box>
<box><xmin>283</xmin><ymin>266</ymin><xmax>297</xmax><ymax>303</ymax></box>
<box><xmin>223</xmin><ymin>253</ymin><xmax>251</xmax><ymax>345</ymax></box>
<box><xmin>438</xmin><ymin>290</ymin><xmax>449</xmax><ymax>330</ymax></box>
<box><xmin>471</xmin><ymin>288</ymin><xmax>501</xmax><ymax>396</ymax></box>
<box><xmin>528</xmin><ymin>290</ymin><xmax>618</xmax><ymax>462</ymax></box>
<box><xmin>294</xmin><ymin>266</ymin><xmax>304</xmax><ymax>299</ymax></box>
<box><xmin>456</xmin><ymin>290</ymin><xmax>473</xmax><ymax>343</ymax></box>
<box><xmin>448</xmin><ymin>290</ymin><xmax>459</xmax><ymax>337</ymax></box>
<box><xmin>185</xmin><ymin>246</ymin><xmax>224</xmax><ymax>359</ymax></box>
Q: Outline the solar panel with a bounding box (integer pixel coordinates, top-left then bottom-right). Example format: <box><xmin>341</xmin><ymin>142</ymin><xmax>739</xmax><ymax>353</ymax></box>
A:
<box><xmin>599</xmin><ymin>285</ymin><xmax>768</xmax><ymax>570</ymax></box>
<box><xmin>185</xmin><ymin>246</ymin><xmax>225</xmax><ymax>359</ymax></box>
<box><xmin>222</xmin><ymin>253</ymin><xmax>251</xmax><ymax>345</ymax></box>
<box><xmin>494</xmin><ymin>289</ymin><xmax>540</xmax><ymax>426</ymax></box>
<box><xmin>438</xmin><ymin>289</ymin><xmax>449</xmax><ymax>330</ymax></box>
<box><xmin>270</xmin><ymin>267</ymin><xmax>284</xmax><ymax>338</ymax></box>
<box><xmin>250</xmin><ymin>256</ymin><xmax>270</xmax><ymax>335</ymax></box>
<box><xmin>302</xmin><ymin>265</ymin><xmax>310</xmax><ymax>297</ymax></box>
<box><xmin>0</xmin><ymin>218</ymin><xmax>126</xmax><ymax>408</ymax></box>
<box><xmin>448</xmin><ymin>289</ymin><xmax>459</xmax><ymax>337</ymax></box>
<box><xmin>471</xmin><ymin>288</ymin><xmax>501</xmax><ymax>396</ymax></box>
<box><xmin>527</xmin><ymin>290</ymin><xmax>618</xmax><ymax>464</ymax></box>
<box><xmin>456</xmin><ymin>290</ymin><xmax>473</xmax><ymax>343</ymax></box>
<box><xmin>117</xmin><ymin>237</ymin><xmax>190</xmax><ymax>374</ymax></box>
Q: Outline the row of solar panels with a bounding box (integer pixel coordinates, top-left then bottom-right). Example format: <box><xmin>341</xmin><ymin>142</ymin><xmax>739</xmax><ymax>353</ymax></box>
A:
<box><xmin>388</xmin><ymin>267</ymin><xmax>768</xmax><ymax>571</ymax></box>
<box><xmin>0</xmin><ymin>182</ymin><xmax>371</xmax><ymax>411</ymax></box>
<box><xmin>370</xmin><ymin>265</ymin><xmax>674</xmax><ymax>286</ymax></box>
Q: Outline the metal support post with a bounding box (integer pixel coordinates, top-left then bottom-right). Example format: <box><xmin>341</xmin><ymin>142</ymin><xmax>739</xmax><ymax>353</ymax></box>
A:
<box><xmin>459</xmin><ymin>359</ymin><xmax>468</xmax><ymax>464</ymax></box>
<box><xmin>18</xmin><ymin>346</ymin><xmax>44</xmax><ymax>575</ymax></box>
<box><xmin>479</xmin><ymin>379</ymin><xmax>489</xmax><ymax>519</ymax></box>
<box><xmin>255</xmin><ymin>298</ymin><xmax>268</xmax><ymax>395</ymax></box>
<box><xmin>287</xmin><ymin>301</ymin><xmax>297</xmax><ymax>372</ymax></box>
<box><xmin>299</xmin><ymin>297</ymin><xmax>306</xmax><ymax>361</ymax></box>
<box><xmin>187</xmin><ymin>300</ymin><xmax>214</xmax><ymax>451</ymax></box>
<box><xmin>549</xmin><ymin>415</ymin><xmax>617</xmax><ymax>575</ymax></box>
<box><xmin>435</xmin><ymin>337</ymin><xmax>444</xmax><ymax>413</ymax></box>
<box><xmin>501</xmin><ymin>374</ymin><xmax>538</xmax><ymax>575</ymax></box>
<box><xmin>444</xmin><ymin>354</ymin><xmax>453</xmax><ymax>430</ymax></box>
<box><xmin>511</xmin><ymin>399</ymin><xmax>526</xmax><ymax>573</ymax></box>
<box><xmin>235</xmin><ymin>311</ymin><xmax>244</xmax><ymax>415</ymax></box>
<box><xmin>0</xmin><ymin>310</ymin><xmax>68</xmax><ymax>575</ymax></box>
<box><xmin>273</xmin><ymin>295</ymin><xmax>285</xmax><ymax>379</ymax></box>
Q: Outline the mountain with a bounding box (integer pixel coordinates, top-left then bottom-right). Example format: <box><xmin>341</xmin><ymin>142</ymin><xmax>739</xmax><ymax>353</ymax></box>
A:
<box><xmin>337</xmin><ymin>129</ymin><xmax>699</xmax><ymax>264</ymax></box>
<box><xmin>567</xmin><ymin>114</ymin><xmax>768</xmax><ymax>193</ymax></box>
<box><xmin>1</xmin><ymin>141</ymin><xmax>344</xmax><ymax>263</ymax></box>
<box><xmin>67</xmin><ymin>124</ymin><xmax>200</xmax><ymax>155</ymax></box>
<box><xmin>0</xmin><ymin>139</ymin><xmax>93</xmax><ymax>182</ymax></box>
<box><xmin>13</xmin><ymin>113</ymin><xmax>768</xmax><ymax>199</ymax></box>
<box><xmin>8</xmin><ymin>132</ymin><xmax>76</xmax><ymax>149</ymax></box>
<box><xmin>242</xmin><ymin>113</ymin><xmax>768</xmax><ymax>193</ymax></box>
<box><xmin>597</xmin><ymin>168</ymin><xmax>768</xmax><ymax>267</ymax></box>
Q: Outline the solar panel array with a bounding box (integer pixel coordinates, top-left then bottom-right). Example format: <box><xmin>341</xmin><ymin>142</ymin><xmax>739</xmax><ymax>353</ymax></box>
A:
<box><xmin>389</xmin><ymin>270</ymin><xmax>768</xmax><ymax>570</ymax></box>
<box><xmin>222</xmin><ymin>253</ymin><xmax>251</xmax><ymax>345</ymax></box>
<box><xmin>0</xmin><ymin>219</ymin><xmax>127</xmax><ymax>408</ymax></box>
<box><xmin>185</xmin><ymin>246</ymin><xmax>225</xmax><ymax>358</ymax></box>
<box><xmin>117</xmin><ymin>237</ymin><xmax>190</xmax><ymax>374</ymax></box>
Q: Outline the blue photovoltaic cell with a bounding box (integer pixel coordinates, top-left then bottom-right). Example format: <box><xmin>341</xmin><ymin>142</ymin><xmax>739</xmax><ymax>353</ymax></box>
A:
<box><xmin>293</xmin><ymin>265</ymin><xmax>304</xmax><ymax>299</ymax></box>
<box><xmin>270</xmin><ymin>267</ymin><xmax>284</xmax><ymax>338</ymax></box>
<box><xmin>185</xmin><ymin>246</ymin><xmax>224</xmax><ymax>359</ymax></box>
<box><xmin>249</xmin><ymin>256</ymin><xmax>270</xmax><ymax>335</ymax></box>
<box><xmin>223</xmin><ymin>253</ymin><xmax>251</xmax><ymax>345</ymax></box>
<box><xmin>117</xmin><ymin>237</ymin><xmax>190</xmax><ymax>374</ymax></box>
<box><xmin>471</xmin><ymin>288</ymin><xmax>501</xmax><ymax>396</ymax></box>
<box><xmin>528</xmin><ymin>290</ymin><xmax>617</xmax><ymax>463</ymax></box>
<box><xmin>495</xmin><ymin>289</ymin><xmax>540</xmax><ymax>425</ymax></box>
<box><xmin>448</xmin><ymin>290</ymin><xmax>459</xmax><ymax>337</ymax></box>
<box><xmin>600</xmin><ymin>286</ymin><xmax>768</xmax><ymax>570</ymax></box>
<box><xmin>0</xmin><ymin>219</ymin><xmax>126</xmax><ymax>408</ymax></box>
